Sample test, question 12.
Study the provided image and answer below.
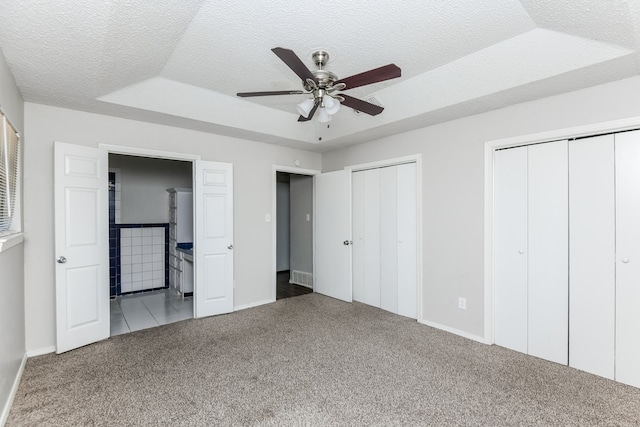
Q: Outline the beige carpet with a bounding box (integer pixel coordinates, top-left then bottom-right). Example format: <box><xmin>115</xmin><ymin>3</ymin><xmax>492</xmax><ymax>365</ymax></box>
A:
<box><xmin>8</xmin><ymin>293</ymin><xmax>640</xmax><ymax>426</ymax></box>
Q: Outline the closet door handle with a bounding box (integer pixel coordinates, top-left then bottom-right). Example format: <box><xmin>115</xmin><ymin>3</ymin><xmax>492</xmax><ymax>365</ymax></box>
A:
<box><xmin>622</xmin><ymin>258</ymin><xmax>630</xmax><ymax>264</ymax></box>
<box><xmin>227</xmin><ymin>244</ymin><xmax>233</xmax><ymax>250</ymax></box>
<box><xmin>56</xmin><ymin>256</ymin><xmax>67</xmax><ymax>264</ymax></box>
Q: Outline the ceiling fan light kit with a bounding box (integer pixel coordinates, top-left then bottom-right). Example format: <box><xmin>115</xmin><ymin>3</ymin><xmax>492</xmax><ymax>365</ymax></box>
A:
<box><xmin>237</xmin><ymin>47</ymin><xmax>401</xmax><ymax>124</ymax></box>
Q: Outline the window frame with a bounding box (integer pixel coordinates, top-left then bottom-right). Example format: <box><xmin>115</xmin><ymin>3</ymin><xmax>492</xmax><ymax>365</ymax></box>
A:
<box><xmin>0</xmin><ymin>107</ymin><xmax>22</xmax><ymax>252</ymax></box>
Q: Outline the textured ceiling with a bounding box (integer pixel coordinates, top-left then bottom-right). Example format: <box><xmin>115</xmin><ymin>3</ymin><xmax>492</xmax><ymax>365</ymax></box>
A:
<box><xmin>0</xmin><ymin>0</ymin><xmax>639</xmax><ymax>152</ymax></box>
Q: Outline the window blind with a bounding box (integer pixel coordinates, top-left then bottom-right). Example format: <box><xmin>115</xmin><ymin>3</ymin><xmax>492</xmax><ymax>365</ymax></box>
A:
<box><xmin>0</xmin><ymin>114</ymin><xmax>19</xmax><ymax>233</ymax></box>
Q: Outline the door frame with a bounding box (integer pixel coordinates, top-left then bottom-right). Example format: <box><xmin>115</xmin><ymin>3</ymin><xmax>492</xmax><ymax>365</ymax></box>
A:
<box><xmin>271</xmin><ymin>165</ymin><xmax>320</xmax><ymax>302</ymax></box>
<box><xmin>98</xmin><ymin>143</ymin><xmax>200</xmax><ymax>314</ymax></box>
<box><xmin>483</xmin><ymin>116</ymin><xmax>640</xmax><ymax>345</ymax></box>
<box><xmin>344</xmin><ymin>154</ymin><xmax>423</xmax><ymax>321</ymax></box>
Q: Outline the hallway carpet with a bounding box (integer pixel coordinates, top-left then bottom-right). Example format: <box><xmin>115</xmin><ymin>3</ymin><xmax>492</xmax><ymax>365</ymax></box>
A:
<box><xmin>8</xmin><ymin>294</ymin><xmax>640</xmax><ymax>426</ymax></box>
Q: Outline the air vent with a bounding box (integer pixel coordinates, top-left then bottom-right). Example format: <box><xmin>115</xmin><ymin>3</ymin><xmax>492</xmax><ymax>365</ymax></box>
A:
<box><xmin>290</xmin><ymin>270</ymin><xmax>313</xmax><ymax>288</ymax></box>
<box><xmin>353</xmin><ymin>96</ymin><xmax>383</xmax><ymax>115</ymax></box>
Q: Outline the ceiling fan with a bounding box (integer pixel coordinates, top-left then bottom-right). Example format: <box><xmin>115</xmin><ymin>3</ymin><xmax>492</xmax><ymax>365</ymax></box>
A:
<box><xmin>237</xmin><ymin>47</ymin><xmax>401</xmax><ymax>123</ymax></box>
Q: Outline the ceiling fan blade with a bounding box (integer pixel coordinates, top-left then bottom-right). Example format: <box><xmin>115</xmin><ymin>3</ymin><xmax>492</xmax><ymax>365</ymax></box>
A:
<box><xmin>298</xmin><ymin>103</ymin><xmax>319</xmax><ymax>122</ymax></box>
<box><xmin>340</xmin><ymin>94</ymin><xmax>384</xmax><ymax>116</ymax></box>
<box><xmin>237</xmin><ymin>90</ymin><xmax>304</xmax><ymax>97</ymax></box>
<box><xmin>334</xmin><ymin>64</ymin><xmax>401</xmax><ymax>90</ymax></box>
<box><xmin>272</xmin><ymin>47</ymin><xmax>316</xmax><ymax>83</ymax></box>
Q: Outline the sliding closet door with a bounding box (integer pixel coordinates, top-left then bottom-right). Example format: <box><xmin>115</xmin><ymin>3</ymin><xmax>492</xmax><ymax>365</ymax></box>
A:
<box><xmin>569</xmin><ymin>135</ymin><xmax>615</xmax><ymax>379</ymax></box>
<box><xmin>380</xmin><ymin>166</ymin><xmax>398</xmax><ymax>314</ymax></box>
<box><xmin>527</xmin><ymin>141</ymin><xmax>568</xmax><ymax>365</ymax></box>
<box><xmin>615</xmin><ymin>130</ymin><xmax>640</xmax><ymax>388</ymax></box>
<box><xmin>397</xmin><ymin>163</ymin><xmax>417</xmax><ymax>319</ymax></box>
<box><xmin>494</xmin><ymin>146</ymin><xmax>528</xmax><ymax>354</ymax></box>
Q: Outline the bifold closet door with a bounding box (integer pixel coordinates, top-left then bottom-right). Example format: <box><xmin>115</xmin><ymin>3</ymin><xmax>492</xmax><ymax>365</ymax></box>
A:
<box><xmin>615</xmin><ymin>130</ymin><xmax>640</xmax><ymax>388</ymax></box>
<box><xmin>569</xmin><ymin>135</ymin><xmax>615</xmax><ymax>379</ymax></box>
<box><xmin>527</xmin><ymin>141</ymin><xmax>568</xmax><ymax>365</ymax></box>
<box><xmin>494</xmin><ymin>141</ymin><xmax>568</xmax><ymax>361</ymax></box>
<box><xmin>397</xmin><ymin>163</ymin><xmax>417</xmax><ymax>319</ymax></box>
<box><xmin>352</xmin><ymin>171</ymin><xmax>366</xmax><ymax>303</ymax></box>
<box><xmin>494</xmin><ymin>146</ymin><xmax>528</xmax><ymax>354</ymax></box>
<box><xmin>363</xmin><ymin>168</ymin><xmax>382</xmax><ymax>307</ymax></box>
<box><xmin>380</xmin><ymin>166</ymin><xmax>399</xmax><ymax>314</ymax></box>
<box><xmin>352</xmin><ymin>163</ymin><xmax>417</xmax><ymax>318</ymax></box>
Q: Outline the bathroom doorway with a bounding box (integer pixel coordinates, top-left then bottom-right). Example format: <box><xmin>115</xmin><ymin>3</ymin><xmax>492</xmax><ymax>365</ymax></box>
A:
<box><xmin>107</xmin><ymin>154</ymin><xmax>193</xmax><ymax>335</ymax></box>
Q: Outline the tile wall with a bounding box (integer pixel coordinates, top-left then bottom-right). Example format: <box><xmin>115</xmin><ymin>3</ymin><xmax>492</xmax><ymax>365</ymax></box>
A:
<box><xmin>119</xmin><ymin>225</ymin><xmax>169</xmax><ymax>293</ymax></box>
<box><xmin>108</xmin><ymin>170</ymin><xmax>170</xmax><ymax>297</ymax></box>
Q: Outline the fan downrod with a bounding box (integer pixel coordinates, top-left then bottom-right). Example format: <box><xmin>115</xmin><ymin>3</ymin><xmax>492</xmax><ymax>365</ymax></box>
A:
<box><xmin>305</xmin><ymin>50</ymin><xmax>338</xmax><ymax>91</ymax></box>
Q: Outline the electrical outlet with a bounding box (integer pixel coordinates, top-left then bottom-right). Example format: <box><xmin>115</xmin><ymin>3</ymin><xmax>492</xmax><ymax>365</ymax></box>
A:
<box><xmin>458</xmin><ymin>297</ymin><xmax>467</xmax><ymax>310</ymax></box>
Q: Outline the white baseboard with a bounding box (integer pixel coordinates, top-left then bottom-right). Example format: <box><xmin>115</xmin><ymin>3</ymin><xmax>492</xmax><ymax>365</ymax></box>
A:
<box><xmin>1</xmin><ymin>353</ymin><xmax>27</xmax><ymax>427</ymax></box>
<box><xmin>26</xmin><ymin>346</ymin><xmax>55</xmax><ymax>358</ymax></box>
<box><xmin>234</xmin><ymin>298</ymin><xmax>275</xmax><ymax>312</ymax></box>
<box><xmin>419</xmin><ymin>319</ymin><xmax>487</xmax><ymax>344</ymax></box>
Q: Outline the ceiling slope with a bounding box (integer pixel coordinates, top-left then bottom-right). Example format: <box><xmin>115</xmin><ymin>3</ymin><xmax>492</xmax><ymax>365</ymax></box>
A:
<box><xmin>0</xmin><ymin>0</ymin><xmax>639</xmax><ymax>151</ymax></box>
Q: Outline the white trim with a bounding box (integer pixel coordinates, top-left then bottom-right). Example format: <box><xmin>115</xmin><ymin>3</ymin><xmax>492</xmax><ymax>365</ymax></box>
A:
<box><xmin>0</xmin><ymin>353</ymin><xmax>27</xmax><ymax>427</ymax></box>
<box><xmin>26</xmin><ymin>345</ymin><xmax>56</xmax><ymax>358</ymax></box>
<box><xmin>346</xmin><ymin>154</ymin><xmax>420</xmax><ymax>172</ymax></box>
<box><xmin>98</xmin><ymin>143</ymin><xmax>201</xmax><ymax>161</ymax></box>
<box><xmin>271</xmin><ymin>165</ymin><xmax>320</xmax><ymax>302</ymax></box>
<box><xmin>483</xmin><ymin>115</ymin><xmax>640</xmax><ymax>346</ymax></box>
<box><xmin>234</xmin><ymin>298</ymin><xmax>274</xmax><ymax>312</ymax></box>
<box><xmin>0</xmin><ymin>232</ymin><xmax>23</xmax><ymax>253</ymax></box>
<box><xmin>487</xmin><ymin>116</ymin><xmax>640</xmax><ymax>150</ymax></box>
<box><xmin>419</xmin><ymin>319</ymin><xmax>486</xmax><ymax>344</ymax></box>
<box><xmin>344</xmin><ymin>154</ymin><xmax>424</xmax><ymax>322</ymax></box>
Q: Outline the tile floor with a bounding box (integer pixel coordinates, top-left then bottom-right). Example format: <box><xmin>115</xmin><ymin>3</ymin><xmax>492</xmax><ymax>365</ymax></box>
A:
<box><xmin>110</xmin><ymin>289</ymin><xmax>193</xmax><ymax>336</ymax></box>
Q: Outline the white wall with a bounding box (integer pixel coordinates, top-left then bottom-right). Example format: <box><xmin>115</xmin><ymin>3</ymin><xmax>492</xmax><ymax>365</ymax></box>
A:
<box><xmin>323</xmin><ymin>75</ymin><xmax>640</xmax><ymax>339</ymax></box>
<box><xmin>276</xmin><ymin>174</ymin><xmax>290</xmax><ymax>271</ymax></box>
<box><xmin>289</xmin><ymin>174</ymin><xmax>313</xmax><ymax>274</ymax></box>
<box><xmin>22</xmin><ymin>103</ymin><xmax>322</xmax><ymax>353</ymax></box>
<box><xmin>0</xmin><ymin>47</ymin><xmax>25</xmax><ymax>424</ymax></box>
<box><xmin>109</xmin><ymin>154</ymin><xmax>192</xmax><ymax>224</ymax></box>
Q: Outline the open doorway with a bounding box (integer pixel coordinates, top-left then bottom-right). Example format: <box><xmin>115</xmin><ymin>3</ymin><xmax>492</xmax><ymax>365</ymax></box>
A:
<box><xmin>276</xmin><ymin>171</ymin><xmax>314</xmax><ymax>300</ymax></box>
<box><xmin>107</xmin><ymin>154</ymin><xmax>193</xmax><ymax>335</ymax></box>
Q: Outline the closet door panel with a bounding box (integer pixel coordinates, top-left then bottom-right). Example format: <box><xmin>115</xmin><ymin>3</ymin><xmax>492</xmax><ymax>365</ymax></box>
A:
<box><xmin>527</xmin><ymin>141</ymin><xmax>568</xmax><ymax>365</ymax></box>
<box><xmin>397</xmin><ymin>163</ymin><xmax>418</xmax><ymax>319</ymax></box>
<box><xmin>352</xmin><ymin>171</ymin><xmax>366</xmax><ymax>303</ymax></box>
<box><xmin>364</xmin><ymin>168</ymin><xmax>381</xmax><ymax>308</ymax></box>
<box><xmin>569</xmin><ymin>135</ymin><xmax>615</xmax><ymax>379</ymax></box>
<box><xmin>494</xmin><ymin>146</ymin><xmax>528</xmax><ymax>353</ymax></box>
<box><xmin>380</xmin><ymin>166</ymin><xmax>398</xmax><ymax>314</ymax></box>
<box><xmin>615</xmin><ymin>130</ymin><xmax>640</xmax><ymax>388</ymax></box>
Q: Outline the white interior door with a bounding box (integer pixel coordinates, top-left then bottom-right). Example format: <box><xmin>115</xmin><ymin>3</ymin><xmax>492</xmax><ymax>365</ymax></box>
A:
<box><xmin>194</xmin><ymin>160</ymin><xmax>234</xmax><ymax>318</ymax></box>
<box><xmin>527</xmin><ymin>141</ymin><xmax>568</xmax><ymax>365</ymax></box>
<box><xmin>493</xmin><ymin>146</ymin><xmax>528</xmax><ymax>354</ymax></box>
<box><xmin>569</xmin><ymin>135</ymin><xmax>615</xmax><ymax>379</ymax></box>
<box><xmin>315</xmin><ymin>169</ymin><xmax>352</xmax><ymax>302</ymax></box>
<box><xmin>615</xmin><ymin>130</ymin><xmax>640</xmax><ymax>388</ymax></box>
<box><xmin>54</xmin><ymin>142</ymin><xmax>109</xmax><ymax>353</ymax></box>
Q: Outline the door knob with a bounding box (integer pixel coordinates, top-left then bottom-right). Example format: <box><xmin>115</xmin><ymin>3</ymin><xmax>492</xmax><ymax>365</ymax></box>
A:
<box><xmin>56</xmin><ymin>256</ymin><xmax>67</xmax><ymax>264</ymax></box>
<box><xmin>227</xmin><ymin>244</ymin><xmax>233</xmax><ymax>250</ymax></box>
<box><xmin>622</xmin><ymin>258</ymin><xmax>630</xmax><ymax>263</ymax></box>
<box><xmin>518</xmin><ymin>250</ymin><xmax>525</xmax><ymax>254</ymax></box>
<box><xmin>343</xmin><ymin>240</ymin><xmax>352</xmax><ymax>246</ymax></box>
